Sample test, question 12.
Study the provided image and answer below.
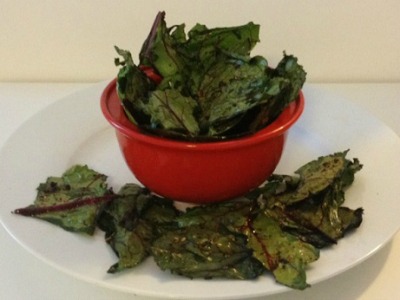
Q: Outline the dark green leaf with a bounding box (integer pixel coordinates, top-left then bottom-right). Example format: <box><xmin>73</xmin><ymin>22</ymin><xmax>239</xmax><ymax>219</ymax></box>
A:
<box><xmin>177</xmin><ymin>198</ymin><xmax>256</xmax><ymax>234</ymax></box>
<box><xmin>139</xmin><ymin>11</ymin><xmax>185</xmax><ymax>79</ymax></box>
<box><xmin>272</xmin><ymin>152</ymin><xmax>350</xmax><ymax>205</ymax></box>
<box><xmin>115</xmin><ymin>12</ymin><xmax>306</xmax><ymax>141</ymax></box>
<box><xmin>114</xmin><ymin>46</ymin><xmax>153</xmax><ymax>125</ymax></box>
<box><xmin>272</xmin><ymin>53</ymin><xmax>307</xmax><ymax>106</ymax></box>
<box><xmin>338</xmin><ymin>207</ymin><xmax>364</xmax><ymax>234</ymax></box>
<box><xmin>151</xmin><ymin>226</ymin><xmax>264</xmax><ymax>279</ymax></box>
<box><xmin>13</xmin><ymin>165</ymin><xmax>110</xmax><ymax>235</ymax></box>
<box><xmin>243</xmin><ymin>212</ymin><xmax>319</xmax><ymax>290</ymax></box>
<box><xmin>146</xmin><ymin>89</ymin><xmax>200</xmax><ymax>136</ymax></box>
<box><xmin>256</xmin><ymin>152</ymin><xmax>363</xmax><ymax>247</ymax></box>
<box><xmin>97</xmin><ymin>184</ymin><xmax>180</xmax><ymax>273</ymax></box>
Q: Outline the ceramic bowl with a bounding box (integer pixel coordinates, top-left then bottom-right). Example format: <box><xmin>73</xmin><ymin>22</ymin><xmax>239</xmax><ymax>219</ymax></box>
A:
<box><xmin>101</xmin><ymin>79</ymin><xmax>304</xmax><ymax>203</ymax></box>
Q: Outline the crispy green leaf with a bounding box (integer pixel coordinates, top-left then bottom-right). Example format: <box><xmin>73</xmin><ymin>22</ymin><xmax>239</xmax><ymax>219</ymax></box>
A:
<box><xmin>198</xmin><ymin>57</ymin><xmax>277</xmax><ymax>135</ymax></box>
<box><xmin>338</xmin><ymin>207</ymin><xmax>364</xmax><ymax>233</ymax></box>
<box><xmin>139</xmin><ymin>11</ymin><xmax>185</xmax><ymax>80</ymax></box>
<box><xmin>181</xmin><ymin>22</ymin><xmax>260</xmax><ymax>92</ymax></box>
<box><xmin>243</xmin><ymin>212</ymin><xmax>319</xmax><ymax>290</ymax></box>
<box><xmin>97</xmin><ymin>184</ymin><xmax>179</xmax><ymax>273</ymax></box>
<box><xmin>114</xmin><ymin>46</ymin><xmax>153</xmax><ymax>125</ymax></box>
<box><xmin>151</xmin><ymin>226</ymin><xmax>264</xmax><ymax>279</ymax></box>
<box><xmin>253</xmin><ymin>152</ymin><xmax>363</xmax><ymax>247</ymax></box>
<box><xmin>13</xmin><ymin>131</ymin><xmax>363</xmax><ymax>290</ymax></box>
<box><xmin>176</xmin><ymin>194</ymin><xmax>319</xmax><ymax>288</ymax></box>
<box><xmin>282</xmin><ymin>189</ymin><xmax>363</xmax><ymax>244</ymax></box>
<box><xmin>13</xmin><ymin>165</ymin><xmax>110</xmax><ymax>235</ymax></box>
<box><xmin>273</xmin><ymin>152</ymin><xmax>350</xmax><ymax>205</ymax></box>
<box><xmin>177</xmin><ymin>198</ymin><xmax>254</xmax><ymax>231</ymax></box>
<box><xmin>271</xmin><ymin>53</ymin><xmax>307</xmax><ymax>106</ymax></box>
<box><xmin>185</xmin><ymin>22</ymin><xmax>260</xmax><ymax>58</ymax></box>
<box><xmin>115</xmin><ymin>12</ymin><xmax>306</xmax><ymax>141</ymax></box>
<box><xmin>147</xmin><ymin>89</ymin><xmax>200</xmax><ymax>136</ymax></box>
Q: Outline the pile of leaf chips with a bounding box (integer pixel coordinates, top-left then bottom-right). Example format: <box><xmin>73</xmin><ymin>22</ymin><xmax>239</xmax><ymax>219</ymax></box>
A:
<box><xmin>13</xmin><ymin>151</ymin><xmax>363</xmax><ymax>290</ymax></box>
<box><xmin>114</xmin><ymin>11</ymin><xmax>306</xmax><ymax>141</ymax></box>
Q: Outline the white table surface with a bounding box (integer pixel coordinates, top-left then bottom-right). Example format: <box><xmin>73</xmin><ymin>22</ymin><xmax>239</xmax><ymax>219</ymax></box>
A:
<box><xmin>0</xmin><ymin>82</ymin><xmax>399</xmax><ymax>300</ymax></box>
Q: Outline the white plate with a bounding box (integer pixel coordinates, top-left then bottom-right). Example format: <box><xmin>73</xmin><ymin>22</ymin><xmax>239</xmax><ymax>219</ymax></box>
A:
<box><xmin>1</xmin><ymin>82</ymin><xmax>400</xmax><ymax>299</ymax></box>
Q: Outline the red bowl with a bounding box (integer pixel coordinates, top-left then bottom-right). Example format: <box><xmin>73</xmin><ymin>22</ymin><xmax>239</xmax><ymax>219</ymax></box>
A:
<box><xmin>101</xmin><ymin>79</ymin><xmax>304</xmax><ymax>203</ymax></box>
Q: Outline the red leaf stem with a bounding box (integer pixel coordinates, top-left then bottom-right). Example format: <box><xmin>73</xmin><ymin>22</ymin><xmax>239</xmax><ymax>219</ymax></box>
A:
<box><xmin>13</xmin><ymin>194</ymin><xmax>118</xmax><ymax>216</ymax></box>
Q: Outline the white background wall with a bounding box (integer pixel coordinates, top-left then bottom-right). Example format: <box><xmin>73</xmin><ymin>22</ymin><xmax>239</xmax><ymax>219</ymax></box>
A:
<box><xmin>1</xmin><ymin>0</ymin><xmax>399</xmax><ymax>83</ymax></box>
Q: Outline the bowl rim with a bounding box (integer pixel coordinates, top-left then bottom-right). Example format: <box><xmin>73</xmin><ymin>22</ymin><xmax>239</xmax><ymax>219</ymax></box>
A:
<box><xmin>101</xmin><ymin>79</ymin><xmax>304</xmax><ymax>151</ymax></box>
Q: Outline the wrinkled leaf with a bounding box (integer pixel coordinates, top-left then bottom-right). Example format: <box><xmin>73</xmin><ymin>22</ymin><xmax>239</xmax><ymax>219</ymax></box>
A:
<box><xmin>115</xmin><ymin>12</ymin><xmax>306</xmax><ymax>141</ymax></box>
<box><xmin>151</xmin><ymin>226</ymin><xmax>264</xmax><ymax>279</ymax></box>
<box><xmin>139</xmin><ymin>12</ymin><xmax>185</xmax><ymax>79</ymax></box>
<box><xmin>97</xmin><ymin>184</ymin><xmax>179</xmax><ymax>273</ymax></box>
<box><xmin>13</xmin><ymin>151</ymin><xmax>364</xmax><ymax>290</ymax></box>
<box><xmin>199</xmin><ymin>57</ymin><xmax>281</xmax><ymax>135</ymax></box>
<box><xmin>247</xmin><ymin>54</ymin><xmax>306</xmax><ymax>132</ymax></box>
<box><xmin>282</xmin><ymin>189</ymin><xmax>363</xmax><ymax>244</ymax></box>
<box><xmin>146</xmin><ymin>89</ymin><xmax>200</xmax><ymax>136</ymax></box>
<box><xmin>270</xmin><ymin>54</ymin><xmax>307</xmax><ymax>107</ymax></box>
<box><xmin>13</xmin><ymin>165</ymin><xmax>111</xmax><ymax>235</ymax></box>
<box><xmin>114</xmin><ymin>46</ymin><xmax>153</xmax><ymax>125</ymax></box>
<box><xmin>243</xmin><ymin>212</ymin><xmax>319</xmax><ymax>290</ymax></box>
<box><xmin>253</xmin><ymin>152</ymin><xmax>363</xmax><ymax>246</ymax></box>
<box><xmin>177</xmin><ymin>198</ymin><xmax>254</xmax><ymax>231</ymax></box>
<box><xmin>273</xmin><ymin>151</ymin><xmax>351</xmax><ymax>205</ymax></box>
<box><xmin>181</xmin><ymin>22</ymin><xmax>260</xmax><ymax>94</ymax></box>
<box><xmin>175</xmin><ymin>198</ymin><xmax>318</xmax><ymax>287</ymax></box>
<box><xmin>184</xmin><ymin>21</ymin><xmax>260</xmax><ymax>58</ymax></box>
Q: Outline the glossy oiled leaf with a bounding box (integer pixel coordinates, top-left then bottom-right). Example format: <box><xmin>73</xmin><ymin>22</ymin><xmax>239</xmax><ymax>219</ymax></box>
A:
<box><xmin>257</xmin><ymin>152</ymin><xmax>363</xmax><ymax>247</ymax></box>
<box><xmin>177</xmin><ymin>198</ymin><xmax>254</xmax><ymax>231</ymax></box>
<box><xmin>151</xmin><ymin>226</ymin><xmax>264</xmax><ymax>279</ymax></box>
<box><xmin>175</xmin><ymin>196</ymin><xmax>319</xmax><ymax>288</ymax></box>
<box><xmin>282</xmin><ymin>186</ymin><xmax>363</xmax><ymax>244</ymax></box>
<box><xmin>13</xmin><ymin>165</ymin><xmax>110</xmax><ymax>235</ymax></box>
<box><xmin>139</xmin><ymin>12</ymin><xmax>185</xmax><ymax>79</ymax></box>
<box><xmin>244</xmin><ymin>212</ymin><xmax>319</xmax><ymax>290</ymax></box>
<box><xmin>114</xmin><ymin>46</ymin><xmax>153</xmax><ymax>125</ymax></box>
<box><xmin>185</xmin><ymin>22</ymin><xmax>260</xmax><ymax>57</ymax></box>
<box><xmin>198</xmin><ymin>57</ymin><xmax>280</xmax><ymax>135</ymax></box>
<box><xmin>338</xmin><ymin>207</ymin><xmax>364</xmax><ymax>233</ymax></box>
<box><xmin>97</xmin><ymin>184</ymin><xmax>180</xmax><ymax>273</ymax></box>
<box><xmin>106</xmin><ymin>224</ymin><xmax>152</xmax><ymax>273</ymax></box>
<box><xmin>115</xmin><ymin>12</ymin><xmax>306</xmax><ymax>141</ymax></box>
<box><xmin>12</xmin><ymin>133</ymin><xmax>364</xmax><ymax>289</ymax></box>
<box><xmin>271</xmin><ymin>54</ymin><xmax>307</xmax><ymax>107</ymax></box>
<box><xmin>273</xmin><ymin>152</ymin><xmax>350</xmax><ymax>205</ymax></box>
<box><xmin>147</xmin><ymin>89</ymin><xmax>200</xmax><ymax>136</ymax></box>
<box><xmin>287</xmin><ymin>152</ymin><xmax>362</xmax><ymax>243</ymax></box>
<box><xmin>182</xmin><ymin>22</ymin><xmax>260</xmax><ymax>90</ymax></box>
